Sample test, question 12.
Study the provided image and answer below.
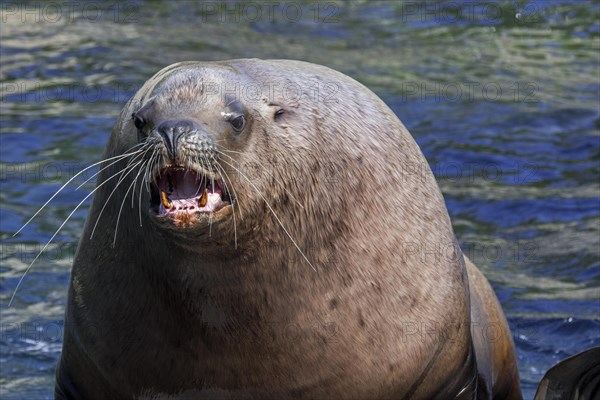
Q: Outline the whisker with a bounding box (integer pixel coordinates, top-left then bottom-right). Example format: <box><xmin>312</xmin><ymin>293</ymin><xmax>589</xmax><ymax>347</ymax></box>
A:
<box><xmin>145</xmin><ymin>147</ymin><xmax>160</xmax><ymax>194</ymax></box>
<box><xmin>213</xmin><ymin>161</ymin><xmax>238</xmax><ymax>248</ymax></box>
<box><xmin>131</xmin><ymin>144</ymin><xmax>155</xmax><ymax>228</ymax></box>
<box><xmin>7</xmin><ymin>162</ymin><xmax>133</xmax><ymax>307</ymax></box>
<box><xmin>219</xmin><ymin>159</ymin><xmax>316</xmax><ymax>272</ymax></box>
<box><xmin>75</xmin><ymin>143</ymin><xmax>145</xmax><ymax>190</ymax></box>
<box><xmin>137</xmin><ymin>161</ymin><xmax>147</xmax><ymax>227</ymax></box>
<box><xmin>130</xmin><ymin>146</ymin><xmax>153</xmax><ymax>209</ymax></box>
<box><xmin>202</xmin><ymin>155</ymin><xmax>216</xmax><ymax>237</ymax></box>
<box><xmin>216</xmin><ymin>149</ymin><xmax>304</xmax><ymax>210</ymax></box>
<box><xmin>89</xmin><ymin>154</ymin><xmax>146</xmax><ymax>240</ymax></box>
<box><xmin>218</xmin><ymin>148</ymin><xmax>244</xmax><ymax>155</ymax></box>
<box><xmin>13</xmin><ymin>147</ymin><xmax>144</xmax><ymax>237</ymax></box>
<box><xmin>212</xmin><ymin>155</ymin><xmax>243</xmax><ymax>220</ymax></box>
<box><xmin>113</xmin><ymin>159</ymin><xmax>147</xmax><ymax>246</ymax></box>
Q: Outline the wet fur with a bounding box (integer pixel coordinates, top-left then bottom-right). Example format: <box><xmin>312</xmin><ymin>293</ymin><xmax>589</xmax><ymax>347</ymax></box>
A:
<box><xmin>57</xmin><ymin>59</ymin><xmax>522</xmax><ymax>399</ymax></box>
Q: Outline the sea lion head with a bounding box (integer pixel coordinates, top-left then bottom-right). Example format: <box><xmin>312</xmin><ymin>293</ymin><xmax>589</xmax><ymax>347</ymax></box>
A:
<box><xmin>101</xmin><ymin>62</ymin><xmax>271</xmax><ymax>244</ymax></box>
<box><xmin>128</xmin><ymin>67</ymin><xmax>246</xmax><ymax>231</ymax></box>
<box><xmin>99</xmin><ymin>59</ymin><xmax>434</xmax><ymax>256</ymax></box>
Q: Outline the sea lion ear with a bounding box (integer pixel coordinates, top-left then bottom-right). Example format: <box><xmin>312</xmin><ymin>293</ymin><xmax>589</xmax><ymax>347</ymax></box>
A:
<box><xmin>274</xmin><ymin>108</ymin><xmax>285</xmax><ymax>121</ymax></box>
<box><xmin>267</xmin><ymin>103</ymin><xmax>289</xmax><ymax>122</ymax></box>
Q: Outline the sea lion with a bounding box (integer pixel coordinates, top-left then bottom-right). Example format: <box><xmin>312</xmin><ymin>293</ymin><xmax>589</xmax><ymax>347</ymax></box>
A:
<box><xmin>55</xmin><ymin>59</ymin><xmax>522</xmax><ymax>399</ymax></box>
<box><xmin>534</xmin><ymin>346</ymin><xmax>600</xmax><ymax>400</ymax></box>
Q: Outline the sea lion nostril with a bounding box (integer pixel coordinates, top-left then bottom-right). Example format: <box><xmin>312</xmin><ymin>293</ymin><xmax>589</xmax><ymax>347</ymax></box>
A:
<box><xmin>157</xmin><ymin>119</ymin><xmax>199</xmax><ymax>159</ymax></box>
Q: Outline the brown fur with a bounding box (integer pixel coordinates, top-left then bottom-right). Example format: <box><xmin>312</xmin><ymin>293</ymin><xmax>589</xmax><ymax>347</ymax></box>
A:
<box><xmin>56</xmin><ymin>59</ymin><xmax>522</xmax><ymax>399</ymax></box>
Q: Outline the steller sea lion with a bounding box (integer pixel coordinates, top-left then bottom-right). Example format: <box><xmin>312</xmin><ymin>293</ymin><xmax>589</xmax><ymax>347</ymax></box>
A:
<box><xmin>55</xmin><ymin>59</ymin><xmax>522</xmax><ymax>399</ymax></box>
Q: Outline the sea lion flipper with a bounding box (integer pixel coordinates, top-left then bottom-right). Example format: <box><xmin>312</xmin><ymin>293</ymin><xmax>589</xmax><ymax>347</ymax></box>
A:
<box><xmin>533</xmin><ymin>346</ymin><xmax>600</xmax><ymax>400</ymax></box>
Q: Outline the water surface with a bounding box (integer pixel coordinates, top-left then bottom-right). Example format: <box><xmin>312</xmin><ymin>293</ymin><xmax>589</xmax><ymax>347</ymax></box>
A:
<box><xmin>1</xmin><ymin>1</ymin><xmax>599</xmax><ymax>398</ymax></box>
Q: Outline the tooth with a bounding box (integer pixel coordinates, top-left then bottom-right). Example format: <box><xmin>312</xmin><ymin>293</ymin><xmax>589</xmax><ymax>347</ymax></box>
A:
<box><xmin>198</xmin><ymin>188</ymin><xmax>208</xmax><ymax>207</ymax></box>
<box><xmin>161</xmin><ymin>191</ymin><xmax>172</xmax><ymax>209</ymax></box>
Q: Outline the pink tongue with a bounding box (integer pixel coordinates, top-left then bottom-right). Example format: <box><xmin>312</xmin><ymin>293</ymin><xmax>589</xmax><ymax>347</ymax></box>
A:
<box><xmin>162</xmin><ymin>170</ymin><xmax>204</xmax><ymax>200</ymax></box>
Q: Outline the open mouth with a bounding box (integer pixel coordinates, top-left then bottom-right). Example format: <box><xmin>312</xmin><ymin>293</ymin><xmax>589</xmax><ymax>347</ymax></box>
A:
<box><xmin>151</xmin><ymin>166</ymin><xmax>232</xmax><ymax>216</ymax></box>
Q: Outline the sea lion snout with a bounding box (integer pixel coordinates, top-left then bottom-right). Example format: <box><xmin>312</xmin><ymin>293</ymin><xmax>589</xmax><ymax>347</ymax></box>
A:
<box><xmin>148</xmin><ymin>119</ymin><xmax>218</xmax><ymax>172</ymax></box>
<box><xmin>150</xmin><ymin>119</ymin><xmax>217</xmax><ymax>165</ymax></box>
<box><xmin>156</xmin><ymin>119</ymin><xmax>199</xmax><ymax>161</ymax></box>
<box><xmin>136</xmin><ymin>116</ymin><xmax>233</xmax><ymax>223</ymax></box>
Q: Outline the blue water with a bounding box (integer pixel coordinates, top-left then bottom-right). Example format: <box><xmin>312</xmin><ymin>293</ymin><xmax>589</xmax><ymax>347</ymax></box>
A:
<box><xmin>1</xmin><ymin>1</ymin><xmax>599</xmax><ymax>398</ymax></box>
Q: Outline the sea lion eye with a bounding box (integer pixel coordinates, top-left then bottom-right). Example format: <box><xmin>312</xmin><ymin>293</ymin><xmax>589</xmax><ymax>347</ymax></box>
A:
<box><xmin>222</xmin><ymin>96</ymin><xmax>245</xmax><ymax>134</ymax></box>
<box><xmin>132</xmin><ymin>114</ymin><xmax>145</xmax><ymax>130</ymax></box>
<box><xmin>230</xmin><ymin>115</ymin><xmax>245</xmax><ymax>132</ymax></box>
